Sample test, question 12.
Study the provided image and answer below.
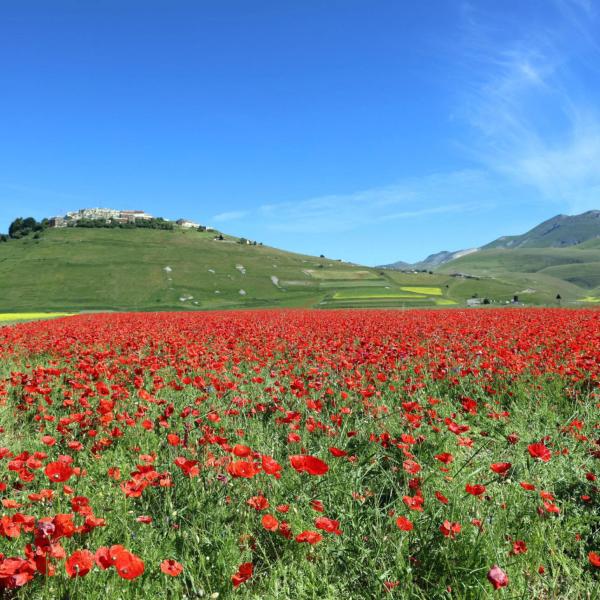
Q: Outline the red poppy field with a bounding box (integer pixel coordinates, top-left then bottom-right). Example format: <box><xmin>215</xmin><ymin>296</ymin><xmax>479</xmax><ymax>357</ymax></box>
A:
<box><xmin>0</xmin><ymin>309</ymin><xmax>598</xmax><ymax>598</ymax></box>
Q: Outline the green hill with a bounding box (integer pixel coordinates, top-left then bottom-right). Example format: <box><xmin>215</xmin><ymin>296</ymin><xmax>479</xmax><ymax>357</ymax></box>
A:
<box><xmin>436</xmin><ymin>242</ymin><xmax>600</xmax><ymax>304</ymax></box>
<box><xmin>1</xmin><ymin>224</ymin><xmax>598</xmax><ymax>313</ymax></box>
<box><xmin>0</xmin><ymin>227</ymin><xmax>463</xmax><ymax>312</ymax></box>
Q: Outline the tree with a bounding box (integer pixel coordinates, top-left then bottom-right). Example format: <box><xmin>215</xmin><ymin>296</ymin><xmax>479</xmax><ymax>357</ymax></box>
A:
<box><xmin>8</xmin><ymin>217</ymin><xmax>45</xmax><ymax>239</ymax></box>
<box><xmin>8</xmin><ymin>218</ymin><xmax>24</xmax><ymax>238</ymax></box>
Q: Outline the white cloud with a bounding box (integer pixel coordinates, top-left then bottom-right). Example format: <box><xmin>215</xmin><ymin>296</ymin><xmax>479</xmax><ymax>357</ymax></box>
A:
<box><xmin>212</xmin><ymin>210</ymin><xmax>249</xmax><ymax>222</ymax></box>
<box><xmin>457</xmin><ymin>1</ymin><xmax>600</xmax><ymax>212</ymax></box>
<box><xmin>255</xmin><ymin>170</ymin><xmax>494</xmax><ymax>234</ymax></box>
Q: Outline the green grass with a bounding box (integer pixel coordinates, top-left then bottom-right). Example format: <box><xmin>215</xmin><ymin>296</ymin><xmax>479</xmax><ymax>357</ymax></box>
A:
<box><xmin>0</xmin><ymin>229</ymin><xmax>458</xmax><ymax>311</ymax></box>
<box><xmin>0</xmin><ymin>229</ymin><xmax>378</xmax><ymax>311</ymax></box>
<box><xmin>305</xmin><ymin>269</ymin><xmax>381</xmax><ymax>280</ymax></box>
<box><xmin>1</xmin><ymin>227</ymin><xmax>598</xmax><ymax>311</ymax></box>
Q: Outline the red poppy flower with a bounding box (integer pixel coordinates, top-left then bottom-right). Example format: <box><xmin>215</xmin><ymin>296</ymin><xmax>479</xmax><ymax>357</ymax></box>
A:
<box><xmin>44</xmin><ymin>461</ymin><xmax>74</xmax><ymax>483</ymax></box>
<box><xmin>328</xmin><ymin>447</ymin><xmax>348</xmax><ymax>457</ymax></box>
<box><xmin>227</xmin><ymin>460</ymin><xmax>258</xmax><ymax>478</ymax></box>
<box><xmin>435</xmin><ymin>491</ymin><xmax>449</xmax><ymax>505</ymax></box>
<box><xmin>136</xmin><ymin>515</ymin><xmax>153</xmax><ymax>524</ymax></box>
<box><xmin>232</xmin><ymin>562</ymin><xmax>253</xmax><ymax>588</ymax></box>
<box><xmin>491</xmin><ymin>462</ymin><xmax>511</xmax><ymax>475</ymax></box>
<box><xmin>160</xmin><ymin>559</ymin><xmax>183</xmax><ymax>576</ymax></box>
<box><xmin>511</xmin><ymin>540</ymin><xmax>527</xmax><ymax>555</ymax></box>
<box><xmin>403</xmin><ymin>459</ymin><xmax>421</xmax><ymax>474</ymax></box>
<box><xmin>487</xmin><ymin>565</ymin><xmax>508</xmax><ymax>589</ymax></box>
<box><xmin>440</xmin><ymin>520</ymin><xmax>461</xmax><ymax>539</ymax></box>
<box><xmin>403</xmin><ymin>494</ymin><xmax>424</xmax><ymax>512</ymax></box>
<box><xmin>289</xmin><ymin>455</ymin><xmax>329</xmax><ymax>476</ymax></box>
<box><xmin>589</xmin><ymin>552</ymin><xmax>600</xmax><ymax>567</ymax></box>
<box><xmin>543</xmin><ymin>500</ymin><xmax>560</xmax><ymax>513</ymax></box>
<box><xmin>247</xmin><ymin>495</ymin><xmax>269</xmax><ymax>511</ymax></box>
<box><xmin>528</xmin><ymin>443</ymin><xmax>552</xmax><ymax>462</ymax></box>
<box><xmin>65</xmin><ymin>550</ymin><xmax>94</xmax><ymax>578</ymax></box>
<box><xmin>315</xmin><ymin>516</ymin><xmax>342</xmax><ymax>535</ymax></box>
<box><xmin>261</xmin><ymin>455</ymin><xmax>282</xmax><ymax>479</ymax></box>
<box><xmin>94</xmin><ymin>546</ymin><xmax>112</xmax><ymax>570</ymax></box>
<box><xmin>395</xmin><ymin>516</ymin><xmax>414</xmax><ymax>531</ymax></box>
<box><xmin>114</xmin><ymin>550</ymin><xmax>145</xmax><ymax>580</ymax></box>
<box><xmin>435</xmin><ymin>453</ymin><xmax>454</xmax><ymax>464</ymax></box>
<box><xmin>465</xmin><ymin>483</ymin><xmax>486</xmax><ymax>496</ymax></box>
<box><xmin>232</xmin><ymin>444</ymin><xmax>251</xmax><ymax>457</ymax></box>
<box><xmin>295</xmin><ymin>530</ymin><xmax>323</xmax><ymax>544</ymax></box>
<box><xmin>174</xmin><ymin>456</ymin><xmax>200</xmax><ymax>478</ymax></box>
<box><xmin>261</xmin><ymin>514</ymin><xmax>279</xmax><ymax>531</ymax></box>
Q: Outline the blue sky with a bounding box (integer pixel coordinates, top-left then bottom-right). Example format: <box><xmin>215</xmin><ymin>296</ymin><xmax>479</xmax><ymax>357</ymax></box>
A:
<box><xmin>1</xmin><ymin>0</ymin><xmax>600</xmax><ymax>264</ymax></box>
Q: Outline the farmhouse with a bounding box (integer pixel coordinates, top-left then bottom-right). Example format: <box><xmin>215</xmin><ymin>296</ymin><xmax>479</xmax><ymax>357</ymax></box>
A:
<box><xmin>48</xmin><ymin>216</ymin><xmax>67</xmax><ymax>228</ymax></box>
<box><xmin>176</xmin><ymin>219</ymin><xmax>201</xmax><ymax>229</ymax></box>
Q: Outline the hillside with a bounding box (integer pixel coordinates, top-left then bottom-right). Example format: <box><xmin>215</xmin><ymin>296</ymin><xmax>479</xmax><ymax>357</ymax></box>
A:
<box><xmin>484</xmin><ymin>210</ymin><xmax>600</xmax><ymax>249</ymax></box>
<box><xmin>2</xmin><ymin>223</ymin><xmax>598</xmax><ymax>313</ymax></box>
<box><xmin>435</xmin><ymin>243</ymin><xmax>600</xmax><ymax>304</ymax></box>
<box><xmin>0</xmin><ymin>227</ymin><xmax>463</xmax><ymax>311</ymax></box>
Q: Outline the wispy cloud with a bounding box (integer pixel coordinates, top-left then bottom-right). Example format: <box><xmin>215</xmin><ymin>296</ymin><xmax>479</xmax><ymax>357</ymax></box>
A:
<box><xmin>252</xmin><ymin>170</ymin><xmax>494</xmax><ymax>234</ymax></box>
<box><xmin>212</xmin><ymin>210</ymin><xmax>249</xmax><ymax>223</ymax></box>
<box><xmin>457</xmin><ymin>0</ymin><xmax>600</xmax><ymax>212</ymax></box>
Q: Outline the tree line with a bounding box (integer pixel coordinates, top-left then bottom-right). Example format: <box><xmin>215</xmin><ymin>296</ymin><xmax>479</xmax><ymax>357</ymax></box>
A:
<box><xmin>1</xmin><ymin>216</ymin><xmax>175</xmax><ymax>241</ymax></box>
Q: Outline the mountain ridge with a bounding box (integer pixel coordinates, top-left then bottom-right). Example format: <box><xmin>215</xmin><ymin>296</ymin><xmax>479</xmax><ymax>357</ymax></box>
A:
<box><xmin>379</xmin><ymin>210</ymin><xmax>600</xmax><ymax>270</ymax></box>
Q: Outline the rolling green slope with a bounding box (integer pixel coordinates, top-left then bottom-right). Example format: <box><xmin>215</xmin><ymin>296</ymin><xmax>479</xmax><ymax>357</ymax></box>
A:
<box><xmin>436</xmin><ymin>242</ymin><xmax>600</xmax><ymax>304</ymax></box>
<box><xmin>1</xmin><ymin>226</ymin><xmax>597</xmax><ymax>312</ymax></box>
<box><xmin>0</xmin><ymin>228</ymin><xmax>460</xmax><ymax>311</ymax></box>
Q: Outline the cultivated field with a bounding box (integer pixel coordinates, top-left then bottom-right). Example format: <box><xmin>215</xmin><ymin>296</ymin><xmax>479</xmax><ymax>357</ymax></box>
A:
<box><xmin>0</xmin><ymin>310</ymin><xmax>598</xmax><ymax>598</ymax></box>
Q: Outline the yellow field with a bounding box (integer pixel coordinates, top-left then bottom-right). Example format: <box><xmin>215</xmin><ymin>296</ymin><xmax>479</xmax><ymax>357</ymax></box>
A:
<box><xmin>332</xmin><ymin>292</ymin><xmax>426</xmax><ymax>300</ymax></box>
<box><xmin>0</xmin><ymin>312</ymin><xmax>74</xmax><ymax>322</ymax></box>
<box><xmin>400</xmin><ymin>286</ymin><xmax>443</xmax><ymax>296</ymax></box>
<box><xmin>578</xmin><ymin>296</ymin><xmax>600</xmax><ymax>303</ymax></box>
<box><xmin>435</xmin><ymin>298</ymin><xmax>458</xmax><ymax>305</ymax></box>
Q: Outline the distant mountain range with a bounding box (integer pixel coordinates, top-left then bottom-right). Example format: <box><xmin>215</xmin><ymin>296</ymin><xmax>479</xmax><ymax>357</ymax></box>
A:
<box><xmin>380</xmin><ymin>210</ymin><xmax>600</xmax><ymax>270</ymax></box>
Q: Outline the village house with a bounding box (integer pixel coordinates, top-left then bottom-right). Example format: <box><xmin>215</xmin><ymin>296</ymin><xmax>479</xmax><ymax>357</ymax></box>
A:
<box><xmin>48</xmin><ymin>208</ymin><xmax>155</xmax><ymax>227</ymax></box>
<box><xmin>176</xmin><ymin>219</ymin><xmax>201</xmax><ymax>229</ymax></box>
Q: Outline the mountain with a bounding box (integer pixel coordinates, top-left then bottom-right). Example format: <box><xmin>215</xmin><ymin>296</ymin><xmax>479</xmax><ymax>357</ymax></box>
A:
<box><xmin>378</xmin><ymin>249</ymin><xmax>479</xmax><ymax>271</ymax></box>
<box><xmin>484</xmin><ymin>210</ymin><xmax>600</xmax><ymax>249</ymax></box>
<box><xmin>377</xmin><ymin>259</ymin><xmax>412</xmax><ymax>270</ymax></box>
<box><xmin>380</xmin><ymin>210</ymin><xmax>600</xmax><ymax>269</ymax></box>
<box><xmin>412</xmin><ymin>248</ymin><xmax>479</xmax><ymax>270</ymax></box>
<box><xmin>431</xmin><ymin>211</ymin><xmax>600</xmax><ymax>304</ymax></box>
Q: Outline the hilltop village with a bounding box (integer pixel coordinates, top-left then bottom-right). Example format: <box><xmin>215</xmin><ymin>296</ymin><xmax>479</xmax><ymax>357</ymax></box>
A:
<box><xmin>47</xmin><ymin>207</ymin><xmax>212</xmax><ymax>231</ymax></box>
